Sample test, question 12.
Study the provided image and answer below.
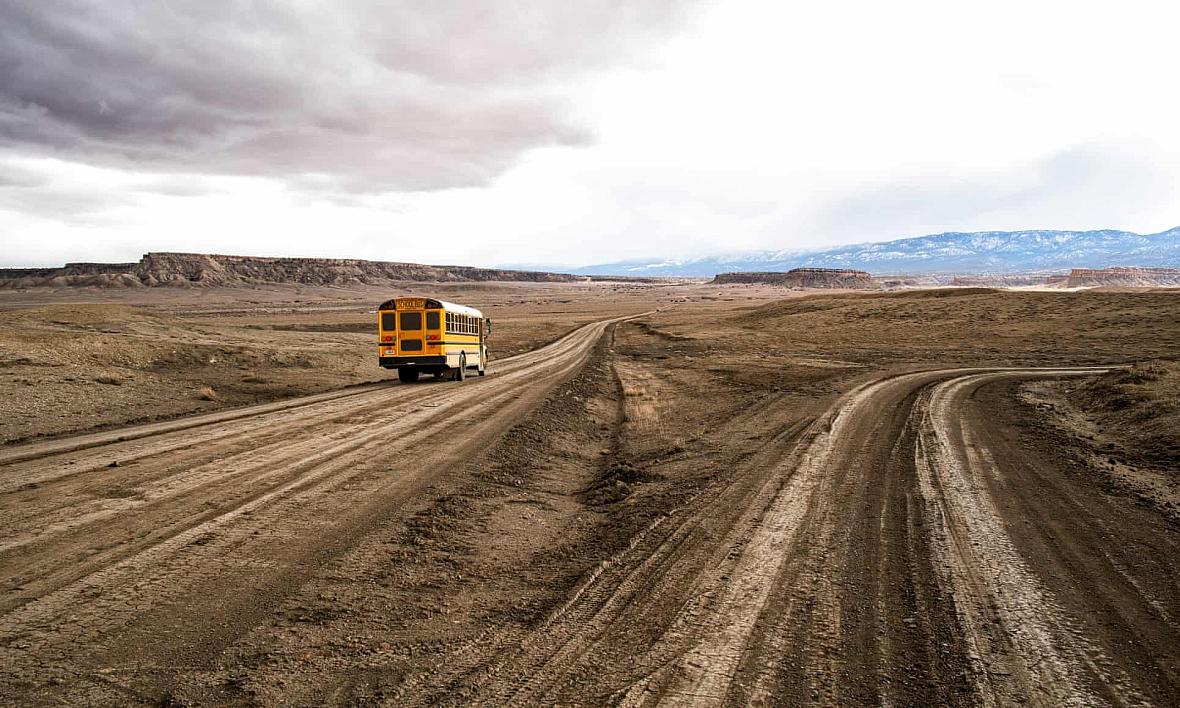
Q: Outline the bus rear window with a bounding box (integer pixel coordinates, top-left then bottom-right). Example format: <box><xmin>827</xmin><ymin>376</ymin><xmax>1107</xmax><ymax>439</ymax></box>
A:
<box><xmin>426</xmin><ymin>311</ymin><xmax>440</xmax><ymax>329</ymax></box>
<box><xmin>380</xmin><ymin>313</ymin><xmax>395</xmax><ymax>330</ymax></box>
<box><xmin>399</xmin><ymin>312</ymin><xmax>422</xmax><ymax>330</ymax></box>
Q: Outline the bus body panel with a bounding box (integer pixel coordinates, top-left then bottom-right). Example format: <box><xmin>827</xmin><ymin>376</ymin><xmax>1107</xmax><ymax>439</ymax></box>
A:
<box><xmin>377</xmin><ymin>297</ymin><xmax>488</xmax><ymax>375</ymax></box>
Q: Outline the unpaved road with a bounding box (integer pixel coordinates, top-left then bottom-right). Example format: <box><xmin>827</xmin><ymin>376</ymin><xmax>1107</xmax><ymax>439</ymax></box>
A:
<box><xmin>4</xmin><ymin>315</ymin><xmax>1180</xmax><ymax>706</ymax></box>
<box><xmin>0</xmin><ymin>315</ymin><xmax>639</xmax><ymax>704</ymax></box>
<box><xmin>418</xmin><ymin>366</ymin><xmax>1180</xmax><ymax>707</ymax></box>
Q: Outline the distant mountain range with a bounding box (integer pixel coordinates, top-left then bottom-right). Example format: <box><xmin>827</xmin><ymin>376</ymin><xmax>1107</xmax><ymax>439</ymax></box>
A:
<box><xmin>570</xmin><ymin>227</ymin><xmax>1180</xmax><ymax>277</ymax></box>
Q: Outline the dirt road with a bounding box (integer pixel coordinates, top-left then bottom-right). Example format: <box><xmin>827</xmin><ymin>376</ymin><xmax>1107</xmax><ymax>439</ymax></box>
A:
<box><xmin>421</xmin><ymin>366</ymin><xmax>1180</xmax><ymax>707</ymax></box>
<box><xmin>4</xmin><ymin>313</ymin><xmax>1179</xmax><ymax>706</ymax></box>
<box><xmin>0</xmin><ymin>314</ymin><xmax>641</xmax><ymax>704</ymax></box>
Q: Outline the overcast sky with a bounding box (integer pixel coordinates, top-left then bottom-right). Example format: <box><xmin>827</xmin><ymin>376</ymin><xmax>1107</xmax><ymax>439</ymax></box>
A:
<box><xmin>2</xmin><ymin>0</ymin><xmax>1177</xmax><ymax>268</ymax></box>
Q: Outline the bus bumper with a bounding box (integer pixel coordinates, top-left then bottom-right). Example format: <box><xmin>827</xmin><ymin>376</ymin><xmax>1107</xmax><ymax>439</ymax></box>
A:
<box><xmin>379</xmin><ymin>355</ymin><xmax>447</xmax><ymax>369</ymax></box>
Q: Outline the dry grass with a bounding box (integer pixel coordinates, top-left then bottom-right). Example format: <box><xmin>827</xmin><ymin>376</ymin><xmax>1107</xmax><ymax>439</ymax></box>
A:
<box><xmin>717</xmin><ymin>289</ymin><xmax>1180</xmax><ymax>366</ymax></box>
<box><xmin>1074</xmin><ymin>360</ymin><xmax>1180</xmax><ymax>466</ymax></box>
<box><xmin>0</xmin><ymin>280</ymin><xmax>701</xmax><ymax>443</ymax></box>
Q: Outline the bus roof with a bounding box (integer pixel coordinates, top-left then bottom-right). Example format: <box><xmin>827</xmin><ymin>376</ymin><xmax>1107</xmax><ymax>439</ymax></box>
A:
<box><xmin>433</xmin><ymin>299</ymin><xmax>483</xmax><ymax>318</ymax></box>
<box><xmin>378</xmin><ymin>297</ymin><xmax>483</xmax><ymax>318</ymax></box>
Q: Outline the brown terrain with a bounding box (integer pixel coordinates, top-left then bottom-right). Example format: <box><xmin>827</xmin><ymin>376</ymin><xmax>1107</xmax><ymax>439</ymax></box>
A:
<box><xmin>2</xmin><ymin>277</ymin><xmax>1180</xmax><ymax>706</ymax></box>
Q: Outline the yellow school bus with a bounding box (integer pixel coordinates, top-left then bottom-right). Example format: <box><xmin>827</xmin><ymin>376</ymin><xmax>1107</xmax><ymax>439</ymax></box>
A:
<box><xmin>377</xmin><ymin>297</ymin><xmax>489</xmax><ymax>382</ymax></box>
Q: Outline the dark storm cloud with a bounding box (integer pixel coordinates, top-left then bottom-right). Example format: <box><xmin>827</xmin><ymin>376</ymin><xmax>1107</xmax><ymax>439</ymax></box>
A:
<box><xmin>0</xmin><ymin>1</ymin><xmax>695</xmax><ymax>191</ymax></box>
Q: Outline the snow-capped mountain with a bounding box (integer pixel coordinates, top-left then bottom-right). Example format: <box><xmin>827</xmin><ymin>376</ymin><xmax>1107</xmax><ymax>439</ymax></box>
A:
<box><xmin>572</xmin><ymin>227</ymin><xmax>1180</xmax><ymax>277</ymax></box>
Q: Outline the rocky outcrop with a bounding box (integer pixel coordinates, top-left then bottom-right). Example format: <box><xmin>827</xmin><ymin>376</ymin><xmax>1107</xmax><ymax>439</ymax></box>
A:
<box><xmin>1065</xmin><ymin>267</ymin><xmax>1180</xmax><ymax>288</ymax></box>
<box><xmin>0</xmin><ymin>253</ymin><xmax>582</xmax><ymax>288</ymax></box>
<box><xmin>711</xmin><ymin>268</ymin><xmax>874</xmax><ymax>289</ymax></box>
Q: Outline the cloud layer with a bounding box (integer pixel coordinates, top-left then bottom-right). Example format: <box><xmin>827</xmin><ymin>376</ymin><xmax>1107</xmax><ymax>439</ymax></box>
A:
<box><xmin>0</xmin><ymin>1</ymin><xmax>1176</xmax><ymax>268</ymax></box>
<box><xmin>0</xmin><ymin>1</ymin><xmax>691</xmax><ymax>190</ymax></box>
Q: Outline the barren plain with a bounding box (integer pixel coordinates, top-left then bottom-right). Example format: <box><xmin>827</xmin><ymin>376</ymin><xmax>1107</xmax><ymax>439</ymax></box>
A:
<box><xmin>2</xmin><ymin>281</ymin><xmax>1179</xmax><ymax>706</ymax></box>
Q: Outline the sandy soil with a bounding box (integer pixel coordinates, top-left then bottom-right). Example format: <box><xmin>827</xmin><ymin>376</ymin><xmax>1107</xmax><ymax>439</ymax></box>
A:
<box><xmin>2</xmin><ymin>284</ymin><xmax>1179</xmax><ymax>705</ymax></box>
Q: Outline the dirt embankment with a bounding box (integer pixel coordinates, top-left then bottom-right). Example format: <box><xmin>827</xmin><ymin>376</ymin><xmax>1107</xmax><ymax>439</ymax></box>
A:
<box><xmin>1072</xmin><ymin>361</ymin><xmax>1180</xmax><ymax>466</ymax></box>
<box><xmin>711</xmin><ymin>268</ymin><xmax>874</xmax><ymax>288</ymax></box>
<box><xmin>1014</xmin><ymin>360</ymin><xmax>1180</xmax><ymax>521</ymax></box>
<box><xmin>0</xmin><ymin>252</ymin><xmax>582</xmax><ymax>289</ymax></box>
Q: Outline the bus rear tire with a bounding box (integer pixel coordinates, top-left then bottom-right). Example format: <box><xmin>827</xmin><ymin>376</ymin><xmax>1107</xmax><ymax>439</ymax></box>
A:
<box><xmin>455</xmin><ymin>353</ymin><xmax>466</xmax><ymax>382</ymax></box>
<box><xmin>397</xmin><ymin>368</ymin><xmax>419</xmax><ymax>383</ymax></box>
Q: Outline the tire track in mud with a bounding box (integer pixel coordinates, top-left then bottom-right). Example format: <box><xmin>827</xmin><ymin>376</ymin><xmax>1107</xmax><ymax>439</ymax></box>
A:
<box><xmin>0</xmin><ymin>384</ymin><xmax>387</xmax><ymax>468</ymax></box>
<box><xmin>0</xmin><ymin>313</ymin><xmax>647</xmax><ymax>702</ymax></box>
<box><xmin>6</xmin><ymin>343</ymin><xmax>1174</xmax><ymax>706</ymax></box>
<box><xmin>644</xmin><ymin>366</ymin><xmax>1146</xmax><ymax>707</ymax></box>
<box><xmin>913</xmin><ymin>370</ymin><xmax>1148</xmax><ymax>706</ymax></box>
<box><xmin>0</xmin><ymin>317</ymin><xmax>620</xmax><ymax>488</ymax></box>
<box><xmin>0</xmin><ymin>316</ymin><xmax>634</xmax><ymax>555</ymax></box>
<box><xmin>638</xmin><ymin>367</ymin><xmax>1137</xmax><ymax>707</ymax></box>
<box><xmin>629</xmin><ymin>373</ymin><xmax>940</xmax><ymax>706</ymax></box>
<box><xmin>970</xmin><ymin>378</ymin><xmax>1180</xmax><ymax>705</ymax></box>
<box><xmin>390</xmin><ymin>325</ymin><xmax>820</xmax><ymax>707</ymax></box>
<box><xmin>435</xmin><ymin>371</ymin><xmax>959</xmax><ymax>706</ymax></box>
<box><xmin>0</xmin><ymin>378</ymin><xmax>516</xmax><ymax>616</ymax></box>
<box><xmin>451</xmin><ymin>365</ymin><xmax>1173</xmax><ymax>707</ymax></box>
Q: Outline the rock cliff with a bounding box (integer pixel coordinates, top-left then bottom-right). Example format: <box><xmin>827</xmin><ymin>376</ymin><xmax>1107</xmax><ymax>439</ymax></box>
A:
<box><xmin>0</xmin><ymin>253</ymin><xmax>581</xmax><ymax>288</ymax></box>
<box><xmin>1064</xmin><ymin>267</ymin><xmax>1180</xmax><ymax>288</ymax></box>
